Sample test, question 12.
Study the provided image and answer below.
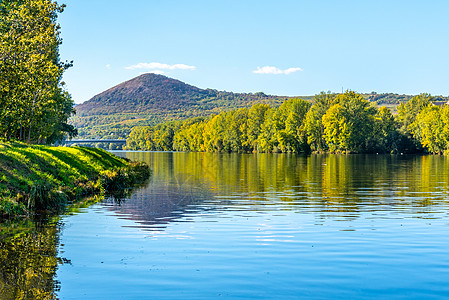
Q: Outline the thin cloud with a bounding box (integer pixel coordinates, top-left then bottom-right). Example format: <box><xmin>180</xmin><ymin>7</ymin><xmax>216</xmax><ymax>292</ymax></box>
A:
<box><xmin>253</xmin><ymin>66</ymin><xmax>302</xmax><ymax>75</ymax></box>
<box><xmin>125</xmin><ymin>62</ymin><xmax>196</xmax><ymax>71</ymax></box>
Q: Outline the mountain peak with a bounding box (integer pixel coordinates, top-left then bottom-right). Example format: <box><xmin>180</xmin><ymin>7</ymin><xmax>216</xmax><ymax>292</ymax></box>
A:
<box><xmin>76</xmin><ymin>73</ymin><xmax>213</xmax><ymax>116</ymax></box>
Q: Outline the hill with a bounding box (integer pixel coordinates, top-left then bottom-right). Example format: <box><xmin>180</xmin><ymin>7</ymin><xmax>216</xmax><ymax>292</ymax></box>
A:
<box><xmin>69</xmin><ymin>73</ymin><xmax>449</xmax><ymax>146</ymax></box>
<box><xmin>75</xmin><ymin>73</ymin><xmax>216</xmax><ymax>116</ymax></box>
<box><xmin>366</xmin><ymin>92</ymin><xmax>449</xmax><ymax>107</ymax></box>
<box><xmin>70</xmin><ymin>73</ymin><xmax>295</xmax><ymax>141</ymax></box>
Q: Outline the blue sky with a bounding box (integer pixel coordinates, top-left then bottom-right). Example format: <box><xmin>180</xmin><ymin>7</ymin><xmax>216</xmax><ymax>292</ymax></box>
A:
<box><xmin>59</xmin><ymin>0</ymin><xmax>449</xmax><ymax>104</ymax></box>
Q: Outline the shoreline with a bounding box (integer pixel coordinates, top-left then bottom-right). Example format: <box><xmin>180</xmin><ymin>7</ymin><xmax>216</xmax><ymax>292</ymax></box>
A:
<box><xmin>0</xmin><ymin>141</ymin><xmax>151</xmax><ymax>218</ymax></box>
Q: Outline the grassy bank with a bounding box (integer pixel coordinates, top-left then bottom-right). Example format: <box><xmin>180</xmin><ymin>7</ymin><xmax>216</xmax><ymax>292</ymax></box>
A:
<box><xmin>0</xmin><ymin>141</ymin><xmax>151</xmax><ymax>217</ymax></box>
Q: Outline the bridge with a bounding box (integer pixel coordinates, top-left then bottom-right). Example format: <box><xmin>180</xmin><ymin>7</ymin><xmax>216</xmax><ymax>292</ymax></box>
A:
<box><xmin>64</xmin><ymin>139</ymin><xmax>127</xmax><ymax>146</ymax></box>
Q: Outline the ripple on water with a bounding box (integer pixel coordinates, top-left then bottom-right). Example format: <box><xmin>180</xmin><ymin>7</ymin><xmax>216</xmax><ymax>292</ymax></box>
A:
<box><xmin>54</xmin><ymin>153</ymin><xmax>449</xmax><ymax>299</ymax></box>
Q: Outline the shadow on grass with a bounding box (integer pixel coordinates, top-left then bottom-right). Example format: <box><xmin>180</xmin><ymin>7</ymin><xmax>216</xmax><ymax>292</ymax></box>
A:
<box><xmin>37</xmin><ymin>147</ymin><xmax>99</xmax><ymax>179</ymax></box>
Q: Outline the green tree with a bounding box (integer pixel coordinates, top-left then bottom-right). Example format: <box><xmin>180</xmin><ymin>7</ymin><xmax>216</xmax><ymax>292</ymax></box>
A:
<box><xmin>322</xmin><ymin>103</ymin><xmax>351</xmax><ymax>152</ymax></box>
<box><xmin>0</xmin><ymin>0</ymin><xmax>75</xmax><ymax>143</ymax></box>
<box><xmin>127</xmin><ymin>126</ymin><xmax>154</xmax><ymax>150</ymax></box>
<box><xmin>322</xmin><ymin>91</ymin><xmax>377</xmax><ymax>153</ymax></box>
<box><xmin>255</xmin><ymin>98</ymin><xmax>310</xmax><ymax>153</ymax></box>
<box><xmin>247</xmin><ymin>104</ymin><xmax>270</xmax><ymax>151</ymax></box>
<box><xmin>411</xmin><ymin>105</ymin><xmax>448</xmax><ymax>154</ymax></box>
<box><xmin>395</xmin><ymin>93</ymin><xmax>434</xmax><ymax>153</ymax></box>
<box><xmin>257</xmin><ymin>108</ymin><xmax>277</xmax><ymax>152</ymax></box>
<box><xmin>303</xmin><ymin>92</ymin><xmax>337</xmax><ymax>152</ymax></box>
<box><xmin>222</xmin><ymin>108</ymin><xmax>249</xmax><ymax>152</ymax></box>
<box><xmin>396</xmin><ymin>93</ymin><xmax>434</xmax><ymax>134</ymax></box>
<box><xmin>173</xmin><ymin>118</ymin><xmax>206</xmax><ymax>151</ymax></box>
<box><xmin>373</xmin><ymin>106</ymin><xmax>398</xmax><ymax>153</ymax></box>
<box><xmin>280</xmin><ymin>98</ymin><xmax>311</xmax><ymax>152</ymax></box>
<box><xmin>203</xmin><ymin>113</ymin><xmax>226</xmax><ymax>152</ymax></box>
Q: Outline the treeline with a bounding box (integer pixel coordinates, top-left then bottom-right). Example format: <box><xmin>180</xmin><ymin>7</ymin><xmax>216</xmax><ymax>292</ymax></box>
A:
<box><xmin>0</xmin><ymin>0</ymin><xmax>76</xmax><ymax>144</ymax></box>
<box><xmin>127</xmin><ymin>91</ymin><xmax>449</xmax><ymax>154</ymax></box>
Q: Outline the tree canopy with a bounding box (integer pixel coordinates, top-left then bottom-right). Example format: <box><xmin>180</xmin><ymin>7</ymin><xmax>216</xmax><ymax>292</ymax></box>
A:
<box><xmin>0</xmin><ymin>0</ymin><xmax>76</xmax><ymax>144</ymax></box>
<box><xmin>127</xmin><ymin>91</ymin><xmax>449</xmax><ymax>155</ymax></box>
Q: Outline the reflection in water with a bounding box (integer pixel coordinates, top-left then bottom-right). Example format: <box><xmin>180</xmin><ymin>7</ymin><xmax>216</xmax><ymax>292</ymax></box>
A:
<box><xmin>111</xmin><ymin>152</ymin><xmax>449</xmax><ymax>229</ymax></box>
<box><xmin>2</xmin><ymin>152</ymin><xmax>449</xmax><ymax>298</ymax></box>
<box><xmin>0</xmin><ymin>218</ymin><xmax>62</xmax><ymax>299</ymax></box>
<box><xmin>103</xmin><ymin>177</ymin><xmax>213</xmax><ymax>230</ymax></box>
<box><xmin>0</xmin><ymin>196</ymin><xmax>120</xmax><ymax>299</ymax></box>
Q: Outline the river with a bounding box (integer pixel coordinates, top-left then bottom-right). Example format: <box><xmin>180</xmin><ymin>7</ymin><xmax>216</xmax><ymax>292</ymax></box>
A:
<box><xmin>1</xmin><ymin>152</ymin><xmax>449</xmax><ymax>299</ymax></box>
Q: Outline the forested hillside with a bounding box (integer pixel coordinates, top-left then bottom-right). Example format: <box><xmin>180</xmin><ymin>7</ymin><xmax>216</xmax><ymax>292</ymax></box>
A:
<box><xmin>366</xmin><ymin>93</ymin><xmax>449</xmax><ymax>109</ymax></box>
<box><xmin>70</xmin><ymin>73</ymin><xmax>449</xmax><ymax>146</ymax></box>
<box><xmin>70</xmin><ymin>73</ymin><xmax>298</xmax><ymax>140</ymax></box>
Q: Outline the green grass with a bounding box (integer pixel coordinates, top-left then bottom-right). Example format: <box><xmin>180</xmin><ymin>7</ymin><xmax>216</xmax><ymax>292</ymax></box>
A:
<box><xmin>0</xmin><ymin>140</ymin><xmax>151</xmax><ymax>217</ymax></box>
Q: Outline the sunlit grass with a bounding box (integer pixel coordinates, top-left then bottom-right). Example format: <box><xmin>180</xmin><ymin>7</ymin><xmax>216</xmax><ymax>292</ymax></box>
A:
<box><xmin>0</xmin><ymin>141</ymin><xmax>150</xmax><ymax>217</ymax></box>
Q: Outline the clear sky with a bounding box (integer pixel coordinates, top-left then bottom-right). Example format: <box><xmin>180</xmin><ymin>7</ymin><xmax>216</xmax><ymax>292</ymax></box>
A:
<box><xmin>58</xmin><ymin>0</ymin><xmax>449</xmax><ymax>104</ymax></box>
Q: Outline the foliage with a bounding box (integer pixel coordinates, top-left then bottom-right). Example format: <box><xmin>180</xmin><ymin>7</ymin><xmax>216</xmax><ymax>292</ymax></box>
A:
<box><xmin>70</xmin><ymin>71</ymin><xmax>449</xmax><ymax>145</ymax></box>
<box><xmin>0</xmin><ymin>220</ymin><xmax>60</xmax><ymax>299</ymax></box>
<box><xmin>0</xmin><ymin>141</ymin><xmax>151</xmax><ymax>217</ymax></box>
<box><xmin>0</xmin><ymin>0</ymin><xmax>76</xmax><ymax>144</ymax></box>
<box><xmin>411</xmin><ymin>105</ymin><xmax>449</xmax><ymax>154</ymax></box>
<box><xmin>303</xmin><ymin>92</ymin><xmax>336</xmax><ymax>152</ymax></box>
<box><xmin>70</xmin><ymin>73</ymin><xmax>305</xmax><ymax>141</ymax></box>
<box><xmin>366</xmin><ymin>92</ymin><xmax>414</xmax><ymax>105</ymax></box>
<box><xmin>373</xmin><ymin>106</ymin><xmax>398</xmax><ymax>153</ymax></box>
<box><xmin>322</xmin><ymin>103</ymin><xmax>351</xmax><ymax>152</ymax></box>
<box><xmin>396</xmin><ymin>93</ymin><xmax>434</xmax><ymax>134</ymax></box>
<box><xmin>100</xmin><ymin>161</ymin><xmax>151</xmax><ymax>200</ymax></box>
<box><xmin>394</xmin><ymin>93</ymin><xmax>435</xmax><ymax>153</ymax></box>
<box><xmin>128</xmin><ymin>98</ymin><xmax>311</xmax><ymax>153</ymax></box>
<box><xmin>127</xmin><ymin>91</ymin><xmax>449</xmax><ymax>155</ymax></box>
<box><xmin>367</xmin><ymin>92</ymin><xmax>449</xmax><ymax>106</ymax></box>
<box><xmin>322</xmin><ymin>91</ymin><xmax>379</xmax><ymax>153</ymax></box>
<box><xmin>74</xmin><ymin>73</ymin><xmax>294</xmax><ymax>118</ymax></box>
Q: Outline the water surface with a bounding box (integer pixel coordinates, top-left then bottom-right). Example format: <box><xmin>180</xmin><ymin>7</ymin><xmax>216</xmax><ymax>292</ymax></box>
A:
<box><xmin>2</xmin><ymin>153</ymin><xmax>449</xmax><ymax>299</ymax></box>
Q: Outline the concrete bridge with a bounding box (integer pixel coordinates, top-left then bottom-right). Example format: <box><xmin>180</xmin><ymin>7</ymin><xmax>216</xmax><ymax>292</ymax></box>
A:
<box><xmin>64</xmin><ymin>139</ymin><xmax>127</xmax><ymax>146</ymax></box>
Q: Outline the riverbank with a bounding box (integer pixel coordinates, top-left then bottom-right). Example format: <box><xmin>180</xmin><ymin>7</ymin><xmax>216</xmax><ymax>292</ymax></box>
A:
<box><xmin>0</xmin><ymin>141</ymin><xmax>151</xmax><ymax>217</ymax></box>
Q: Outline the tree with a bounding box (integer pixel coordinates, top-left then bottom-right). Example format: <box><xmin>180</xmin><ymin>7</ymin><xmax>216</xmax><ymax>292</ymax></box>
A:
<box><xmin>322</xmin><ymin>91</ymin><xmax>377</xmax><ymax>153</ymax></box>
<box><xmin>395</xmin><ymin>93</ymin><xmax>434</xmax><ymax>153</ymax></box>
<box><xmin>279</xmin><ymin>98</ymin><xmax>310</xmax><ymax>152</ymax></box>
<box><xmin>411</xmin><ymin>105</ymin><xmax>448</xmax><ymax>154</ymax></box>
<box><xmin>222</xmin><ymin>108</ymin><xmax>249</xmax><ymax>152</ymax></box>
<box><xmin>373</xmin><ymin>106</ymin><xmax>397</xmax><ymax>153</ymax></box>
<box><xmin>396</xmin><ymin>93</ymin><xmax>434</xmax><ymax>135</ymax></box>
<box><xmin>173</xmin><ymin>118</ymin><xmax>206</xmax><ymax>151</ymax></box>
<box><xmin>246</xmin><ymin>103</ymin><xmax>270</xmax><ymax>151</ymax></box>
<box><xmin>203</xmin><ymin>113</ymin><xmax>226</xmax><ymax>152</ymax></box>
<box><xmin>257</xmin><ymin>108</ymin><xmax>277</xmax><ymax>152</ymax></box>
<box><xmin>322</xmin><ymin>103</ymin><xmax>351</xmax><ymax>152</ymax></box>
<box><xmin>124</xmin><ymin>91</ymin><xmax>449</xmax><ymax>155</ymax></box>
<box><xmin>303</xmin><ymin>92</ymin><xmax>336</xmax><ymax>152</ymax></box>
<box><xmin>0</xmin><ymin>0</ymin><xmax>75</xmax><ymax>143</ymax></box>
<box><xmin>254</xmin><ymin>98</ymin><xmax>311</xmax><ymax>153</ymax></box>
